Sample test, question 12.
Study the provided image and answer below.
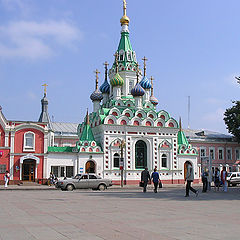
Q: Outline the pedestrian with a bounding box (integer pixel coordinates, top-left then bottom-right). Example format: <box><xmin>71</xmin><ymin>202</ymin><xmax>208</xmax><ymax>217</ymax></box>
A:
<box><xmin>185</xmin><ymin>161</ymin><xmax>198</xmax><ymax>197</ymax></box>
<box><xmin>202</xmin><ymin>168</ymin><xmax>208</xmax><ymax>193</ymax></box>
<box><xmin>151</xmin><ymin>168</ymin><xmax>159</xmax><ymax>193</ymax></box>
<box><xmin>221</xmin><ymin>166</ymin><xmax>228</xmax><ymax>192</ymax></box>
<box><xmin>4</xmin><ymin>170</ymin><xmax>10</xmax><ymax>188</ymax></box>
<box><xmin>214</xmin><ymin>167</ymin><xmax>220</xmax><ymax>191</ymax></box>
<box><xmin>141</xmin><ymin>167</ymin><xmax>151</xmax><ymax>193</ymax></box>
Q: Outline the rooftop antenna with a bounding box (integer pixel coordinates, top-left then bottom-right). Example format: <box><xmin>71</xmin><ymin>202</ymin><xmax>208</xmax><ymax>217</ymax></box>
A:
<box><xmin>188</xmin><ymin>96</ymin><xmax>190</xmax><ymax>129</ymax></box>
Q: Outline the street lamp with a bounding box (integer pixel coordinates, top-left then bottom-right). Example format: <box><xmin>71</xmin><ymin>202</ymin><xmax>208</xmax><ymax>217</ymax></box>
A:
<box><xmin>119</xmin><ymin>140</ymin><xmax>125</xmax><ymax>187</ymax></box>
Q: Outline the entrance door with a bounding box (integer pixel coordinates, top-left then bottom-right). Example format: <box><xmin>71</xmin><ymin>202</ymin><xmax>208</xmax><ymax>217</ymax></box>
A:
<box><xmin>22</xmin><ymin>159</ymin><xmax>36</xmax><ymax>181</ymax></box>
<box><xmin>85</xmin><ymin>161</ymin><xmax>96</xmax><ymax>173</ymax></box>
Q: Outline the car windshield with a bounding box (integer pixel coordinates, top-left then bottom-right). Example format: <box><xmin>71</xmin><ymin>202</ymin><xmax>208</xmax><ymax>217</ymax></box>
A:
<box><xmin>227</xmin><ymin>173</ymin><xmax>232</xmax><ymax>177</ymax></box>
<box><xmin>73</xmin><ymin>174</ymin><xmax>82</xmax><ymax>179</ymax></box>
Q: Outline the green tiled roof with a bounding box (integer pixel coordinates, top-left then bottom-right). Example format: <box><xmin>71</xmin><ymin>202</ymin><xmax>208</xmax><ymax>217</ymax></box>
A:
<box><xmin>48</xmin><ymin>146</ymin><xmax>74</xmax><ymax>153</ymax></box>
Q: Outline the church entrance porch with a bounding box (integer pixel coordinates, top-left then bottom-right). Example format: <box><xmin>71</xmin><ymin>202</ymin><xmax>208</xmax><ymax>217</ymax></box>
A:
<box><xmin>22</xmin><ymin>159</ymin><xmax>35</xmax><ymax>181</ymax></box>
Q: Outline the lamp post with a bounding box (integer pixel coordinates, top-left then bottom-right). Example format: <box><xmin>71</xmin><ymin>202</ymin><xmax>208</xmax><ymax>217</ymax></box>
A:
<box><xmin>119</xmin><ymin>140</ymin><xmax>125</xmax><ymax>187</ymax></box>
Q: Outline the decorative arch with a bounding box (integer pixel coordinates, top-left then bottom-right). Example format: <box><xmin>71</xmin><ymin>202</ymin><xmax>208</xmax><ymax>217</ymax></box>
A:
<box><xmin>166</xmin><ymin>118</ymin><xmax>178</xmax><ymax>128</ymax></box>
<box><xmin>130</xmin><ymin>117</ymin><xmax>142</xmax><ymax>126</ymax></box>
<box><xmin>115</xmin><ymin>99</ymin><xmax>124</xmax><ymax>107</ymax></box>
<box><xmin>117</xmin><ymin>116</ymin><xmax>129</xmax><ymax>125</ymax></box>
<box><xmin>147</xmin><ymin>111</ymin><xmax>157</xmax><ymax>119</ymax></box>
<box><xmin>155</xmin><ymin>118</ymin><xmax>165</xmax><ymax>127</ymax></box>
<box><xmin>122</xmin><ymin>109</ymin><xmax>133</xmax><ymax>118</ymax></box>
<box><xmin>125</xmin><ymin>100</ymin><xmax>134</xmax><ymax>108</ymax></box>
<box><xmin>157</xmin><ymin>110</ymin><xmax>170</xmax><ymax>122</ymax></box>
<box><xmin>135</xmin><ymin>110</ymin><xmax>146</xmax><ymax>119</ymax></box>
<box><xmin>109</xmin><ymin>107</ymin><xmax>121</xmax><ymax>117</ymax></box>
<box><xmin>104</xmin><ymin>116</ymin><xmax>117</xmax><ymax>125</ymax></box>
<box><xmin>143</xmin><ymin>118</ymin><xmax>154</xmax><ymax>127</ymax></box>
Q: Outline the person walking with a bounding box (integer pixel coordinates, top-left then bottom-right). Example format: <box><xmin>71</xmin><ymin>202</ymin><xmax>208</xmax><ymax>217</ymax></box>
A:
<box><xmin>185</xmin><ymin>161</ymin><xmax>198</xmax><ymax>197</ymax></box>
<box><xmin>141</xmin><ymin>167</ymin><xmax>151</xmax><ymax>193</ymax></box>
<box><xmin>151</xmin><ymin>168</ymin><xmax>159</xmax><ymax>193</ymax></box>
<box><xmin>221</xmin><ymin>166</ymin><xmax>228</xmax><ymax>192</ymax></box>
<box><xmin>4</xmin><ymin>170</ymin><xmax>10</xmax><ymax>188</ymax></box>
<box><xmin>202</xmin><ymin>168</ymin><xmax>208</xmax><ymax>193</ymax></box>
<box><xmin>214</xmin><ymin>167</ymin><xmax>220</xmax><ymax>191</ymax></box>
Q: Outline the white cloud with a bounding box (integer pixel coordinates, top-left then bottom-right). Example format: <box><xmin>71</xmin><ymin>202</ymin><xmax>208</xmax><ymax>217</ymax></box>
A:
<box><xmin>0</xmin><ymin>20</ymin><xmax>82</xmax><ymax>60</ymax></box>
<box><xmin>205</xmin><ymin>97</ymin><xmax>226</xmax><ymax>105</ymax></box>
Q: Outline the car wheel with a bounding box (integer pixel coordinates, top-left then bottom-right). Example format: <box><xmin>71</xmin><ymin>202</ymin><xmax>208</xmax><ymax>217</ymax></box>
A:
<box><xmin>232</xmin><ymin>183</ymin><xmax>237</xmax><ymax>187</ymax></box>
<box><xmin>66</xmin><ymin>184</ymin><xmax>74</xmax><ymax>191</ymax></box>
<box><xmin>98</xmin><ymin>184</ymin><xmax>106</xmax><ymax>191</ymax></box>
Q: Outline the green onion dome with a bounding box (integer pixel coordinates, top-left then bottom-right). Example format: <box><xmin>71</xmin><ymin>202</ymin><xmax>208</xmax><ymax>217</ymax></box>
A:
<box><xmin>110</xmin><ymin>73</ymin><xmax>124</xmax><ymax>87</ymax></box>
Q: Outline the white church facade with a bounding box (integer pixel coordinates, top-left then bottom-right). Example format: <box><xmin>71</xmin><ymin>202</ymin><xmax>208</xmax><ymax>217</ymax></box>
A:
<box><xmin>45</xmin><ymin>0</ymin><xmax>200</xmax><ymax>185</ymax></box>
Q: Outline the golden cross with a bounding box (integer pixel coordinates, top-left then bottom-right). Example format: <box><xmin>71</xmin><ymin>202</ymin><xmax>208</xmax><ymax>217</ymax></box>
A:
<box><xmin>150</xmin><ymin>76</ymin><xmax>154</xmax><ymax>96</ymax></box>
<box><xmin>142</xmin><ymin>56</ymin><xmax>148</xmax><ymax>77</ymax></box>
<box><xmin>114</xmin><ymin>52</ymin><xmax>119</xmax><ymax>73</ymax></box>
<box><xmin>42</xmin><ymin>83</ymin><xmax>48</xmax><ymax>96</ymax></box>
<box><xmin>123</xmin><ymin>0</ymin><xmax>127</xmax><ymax>16</ymax></box>
<box><xmin>94</xmin><ymin>69</ymin><xmax>100</xmax><ymax>89</ymax></box>
<box><xmin>103</xmin><ymin>61</ymin><xmax>109</xmax><ymax>81</ymax></box>
<box><xmin>136</xmin><ymin>63</ymin><xmax>140</xmax><ymax>82</ymax></box>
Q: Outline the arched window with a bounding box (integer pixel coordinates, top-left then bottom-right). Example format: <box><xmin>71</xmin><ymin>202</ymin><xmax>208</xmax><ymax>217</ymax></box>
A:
<box><xmin>146</xmin><ymin>121</ymin><xmax>151</xmax><ymax>126</ymax></box>
<box><xmin>157</xmin><ymin>122</ymin><xmax>163</xmax><ymax>127</ymax></box>
<box><xmin>24</xmin><ymin>132</ymin><xmax>35</xmax><ymax>151</ymax></box>
<box><xmin>108</xmin><ymin>119</ymin><xmax>114</xmax><ymax>124</ymax></box>
<box><xmin>135</xmin><ymin>140</ymin><xmax>147</xmax><ymax>169</ymax></box>
<box><xmin>168</xmin><ymin>122</ymin><xmax>174</xmax><ymax>128</ymax></box>
<box><xmin>114</xmin><ymin>153</ymin><xmax>120</xmax><ymax>168</ymax></box>
<box><xmin>134</xmin><ymin>121</ymin><xmax>139</xmax><ymax>126</ymax></box>
<box><xmin>161</xmin><ymin>154</ymin><xmax>167</xmax><ymax>168</ymax></box>
<box><xmin>120</xmin><ymin>120</ymin><xmax>127</xmax><ymax>125</ymax></box>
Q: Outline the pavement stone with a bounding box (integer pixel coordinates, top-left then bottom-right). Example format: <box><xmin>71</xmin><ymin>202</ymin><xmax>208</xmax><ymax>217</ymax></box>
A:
<box><xmin>0</xmin><ymin>186</ymin><xmax>239</xmax><ymax>239</ymax></box>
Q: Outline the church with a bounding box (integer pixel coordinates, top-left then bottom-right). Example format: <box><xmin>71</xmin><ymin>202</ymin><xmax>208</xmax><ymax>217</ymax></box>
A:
<box><xmin>0</xmin><ymin>0</ymin><xmax>200</xmax><ymax>184</ymax></box>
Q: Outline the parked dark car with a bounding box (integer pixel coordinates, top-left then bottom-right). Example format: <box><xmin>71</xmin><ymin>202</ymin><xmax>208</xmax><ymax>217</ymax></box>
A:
<box><xmin>56</xmin><ymin>173</ymin><xmax>112</xmax><ymax>191</ymax></box>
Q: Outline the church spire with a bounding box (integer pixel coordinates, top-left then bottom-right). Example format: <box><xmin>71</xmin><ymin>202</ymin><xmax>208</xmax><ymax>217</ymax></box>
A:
<box><xmin>38</xmin><ymin>83</ymin><xmax>51</xmax><ymax>124</ymax></box>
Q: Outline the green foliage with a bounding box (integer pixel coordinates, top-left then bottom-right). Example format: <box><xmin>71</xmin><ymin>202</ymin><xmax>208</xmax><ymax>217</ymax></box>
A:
<box><xmin>224</xmin><ymin>101</ymin><xmax>240</xmax><ymax>143</ymax></box>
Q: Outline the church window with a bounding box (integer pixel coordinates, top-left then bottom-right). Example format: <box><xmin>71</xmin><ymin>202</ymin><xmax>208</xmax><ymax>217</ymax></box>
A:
<box><xmin>137</xmin><ymin>113</ymin><xmax>142</xmax><ymax>118</ymax></box>
<box><xmin>125</xmin><ymin>113</ymin><xmax>130</xmax><ymax>117</ymax></box>
<box><xmin>108</xmin><ymin>119</ymin><xmax>114</xmax><ymax>124</ymax></box>
<box><xmin>149</xmin><ymin>114</ymin><xmax>154</xmax><ymax>119</ymax></box>
<box><xmin>135</xmin><ymin>140</ymin><xmax>147</xmax><ymax>169</ymax></box>
<box><xmin>112</xmin><ymin>112</ymin><xmax>118</xmax><ymax>116</ymax></box>
<box><xmin>120</xmin><ymin>53</ymin><xmax>124</xmax><ymax>61</ymax></box>
<box><xmin>129</xmin><ymin>80</ymin><xmax>134</xmax><ymax>94</ymax></box>
<box><xmin>146</xmin><ymin>121</ymin><xmax>151</xmax><ymax>126</ymax></box>
<box><xmin>113</xmin><ymin>153</ymin><xmax>120</xmax><ymax>168</ymax></box>
<box><xmin>120</xmin><ymin>120</ymin><xmax>127</xmax><ymax>125</ymax></box>
<box><xmin>157</xmin><ymin>122</ymin><xmax>163</xmax><ymax>127</ymax></box>
<box><xmin>89</xmin><ymin>148</ymin><xmax>93</xmax><ymax>152</ymax></box>
<box><xmin>134</xmin><ymin>121</ymin><xmax>139</xmax><ymax>126</ymax></box>
<box><xmin>127</xmin><ymin>51</ymin><xmax>132</xmax><ymax>61</ymax></box>
<box><xmin>24</xmin><ymin>132</ymin><xmax>35</xmax><ymax>151</ymax></box>
<box><xmin>160</xmin><ymin>115</ymin><xmax>165</xmax><ymax>120</ymax></box>
<box><xmin>161</xmin><ymin>154</ymin><xmax>167</xmax><ymax>168</ymax></box>
<box><xmin>168</xmin><ymin>123</ymin><xmax>174</xmax><ymax>127</ymax></box>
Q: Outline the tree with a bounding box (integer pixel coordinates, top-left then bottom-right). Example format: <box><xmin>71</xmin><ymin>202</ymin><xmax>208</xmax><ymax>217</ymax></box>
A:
<box><xmin>224</xmin><ymin>101</ymin><xmax>240</xmax><ymax>143</ymax></box>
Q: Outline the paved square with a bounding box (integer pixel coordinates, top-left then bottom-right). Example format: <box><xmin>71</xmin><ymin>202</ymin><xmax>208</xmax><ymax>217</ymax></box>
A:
<box><xmin>0</xmin><ymin>186</ymin><xmax>240</xmax><ymax>240</ymax></box>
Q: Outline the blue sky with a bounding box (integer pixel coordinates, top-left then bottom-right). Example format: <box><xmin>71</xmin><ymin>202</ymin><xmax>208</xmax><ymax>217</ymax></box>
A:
<box><xmin>0</xmin><ymin>0</ymin><xmax>240</xmax><ymax>134</ymax></box>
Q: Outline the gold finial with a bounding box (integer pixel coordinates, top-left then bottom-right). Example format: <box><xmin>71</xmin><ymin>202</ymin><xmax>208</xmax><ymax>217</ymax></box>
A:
<box><xmin>120</xmin><ymin>0</ymin><xmax>130</xmax><ymax>26</ymax></box>
<box><xmin>150</xmin><ymin>76</ymin><xmax>154</xmax><ymax>96</ymax></box>
<box><xmin>136</xmin><ymin>63</ymin><xmax>140</xmax><ymax>83</ymax></box>
<box><xmin>114</xmin><ymin>52</ymin><xmax>119</xmax><ymax>73</ymax></box>
<box><xmin>142</xmin><ymin>56</ymin><xmax>148</xmax><ymax>77</ymax></box>
<box><xmin>103</xmin><ymin>61</ymin><xmax>109</xmax><ymax>81</ymax></box>
<box><xmin>94</xmin><ymin>69</ymin><xmax>100</xmax><ymax>90</ymax></box>
<box><xmin>42</xmin><ymin>83</ymin><xmax>48</xmax><ymax>96</ymax></box>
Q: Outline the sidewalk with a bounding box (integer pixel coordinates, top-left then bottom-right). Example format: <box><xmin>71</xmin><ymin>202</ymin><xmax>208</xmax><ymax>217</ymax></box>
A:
<box><xmin>0</xmin><ymin>183</ymin><xmax>202</xmax><ymax>191</ymax></box>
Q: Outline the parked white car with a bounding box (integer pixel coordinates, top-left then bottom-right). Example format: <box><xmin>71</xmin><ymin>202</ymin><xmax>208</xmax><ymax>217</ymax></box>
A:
<box><xmin>56</xmin><ymin>173</ymin><xmax>112</xmax><ymax>191</ymax></box>
<box><xmin>227</xmin><ymin>172</ymin><xmax>240</xmax><ymax>186</ymax></box>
